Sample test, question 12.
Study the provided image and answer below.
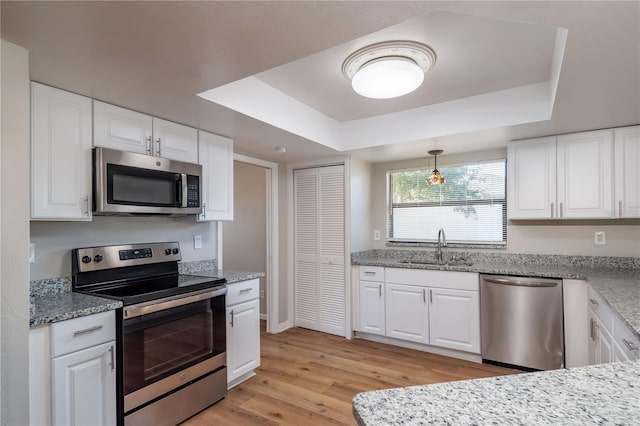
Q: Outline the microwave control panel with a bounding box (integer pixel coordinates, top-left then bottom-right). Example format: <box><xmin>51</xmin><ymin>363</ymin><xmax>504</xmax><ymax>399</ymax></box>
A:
<box><xmin>186</xmin><ymin>175</ymin><xmax>200</xmax><ymax>207</ymax></box>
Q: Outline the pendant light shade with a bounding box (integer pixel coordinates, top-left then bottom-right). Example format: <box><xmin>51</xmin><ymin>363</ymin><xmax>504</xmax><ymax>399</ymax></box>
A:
<box><xmin>342</xmin><ymin>41</ymin><xmax>436</xmax><ymax>100</ymax></box>
<box><xmin>426</xmin><ymin>150</ymin><xmax>445</xmax><ymax>185</ymax></box>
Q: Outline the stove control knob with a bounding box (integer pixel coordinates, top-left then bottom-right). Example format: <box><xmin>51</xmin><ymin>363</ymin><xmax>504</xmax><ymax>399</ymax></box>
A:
<box><xmin>165</xmin><ymin>248</ymin><xmax>172</xmax><ymax>255</ymax></box>
<box><xmin>172</xmin><ymin>248</ymin><xmax>179</xmax><ymax>255</ymax></box>
<box><xmin>81</xmin><ymin>256</ymin><xmax>92</xmax><ymax>264</ymax></box>
<box><xmin>94</xmin><ymin>254</ymin><xmax>103</xmax><ymax>263</ymax></box>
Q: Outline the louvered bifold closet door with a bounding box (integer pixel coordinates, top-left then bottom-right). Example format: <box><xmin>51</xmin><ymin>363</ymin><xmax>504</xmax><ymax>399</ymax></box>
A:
<box><xmin>294</xmin><ymin>168</ymin><xmax>319</xmax><ymax>330</ymax></box>
<box><xmin>293</xmin><ymin>165</ymin><xmax>346</xmax><ymax>336</ymax></box>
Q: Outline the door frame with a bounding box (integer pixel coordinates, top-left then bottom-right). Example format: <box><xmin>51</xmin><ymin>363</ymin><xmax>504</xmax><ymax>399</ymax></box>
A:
<box><xmin>219</xmin><ymin>153</ymin><xmax>279</xmax><ymax>334</ymax></box>
<box><xmin>287</xmin><ymin>156</ymin><xmax>351</xmax><ymax>338</ymax></box>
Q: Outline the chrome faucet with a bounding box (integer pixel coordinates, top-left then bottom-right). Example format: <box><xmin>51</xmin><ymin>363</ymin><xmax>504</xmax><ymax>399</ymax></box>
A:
<box><xmin>436</xmin><ymin>228</ymin><xmax>447</xmax><ymax>262</ymax></box>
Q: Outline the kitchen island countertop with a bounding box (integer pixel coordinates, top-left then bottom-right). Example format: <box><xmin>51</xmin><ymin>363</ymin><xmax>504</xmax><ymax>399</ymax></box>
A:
<box><xmin>353</xmin><ymin>360</ymin><xmax>640</xmax><ymax>426</ymax></box>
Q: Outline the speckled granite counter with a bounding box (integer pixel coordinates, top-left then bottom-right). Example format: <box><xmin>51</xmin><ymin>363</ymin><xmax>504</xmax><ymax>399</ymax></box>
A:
<box><xmin>30</xmin><ymin>263</ymin><xmax>264</xmax><ymax>328</ymax></box>
<box><xmin>30</xmin><ymin>292</ymin><xmax>122</xmax><ymax>328</ymax></box>
<box><xmin>352</xmin><ymin>250</ymin><xmax>640</xmax><ymax>338</ymax></box>
<box><xmin>353</xmin><ymin>360</ymin><xmax>640</xmax><ymax>425</ymax></box>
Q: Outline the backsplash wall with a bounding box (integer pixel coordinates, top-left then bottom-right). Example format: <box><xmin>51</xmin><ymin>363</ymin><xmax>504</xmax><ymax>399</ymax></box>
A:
<box><xmin>30</xmin><ymin>216</ymin><xmax>218</xmax><ymax>280</ymax></box>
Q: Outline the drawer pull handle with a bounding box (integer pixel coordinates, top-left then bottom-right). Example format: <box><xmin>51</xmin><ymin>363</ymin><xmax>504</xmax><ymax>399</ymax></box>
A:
<box><xmin>239</xmin><ymin>288</ymin><xmax>253</xmax><ymax>294</ymax></box>
<box><xmin>364</xmin><ymin>271</ymin><xmax>376</xmax><ymax>276</ymax></box>
<box><xmin>73</xmin><ymin>325</ymin><xmax>103</xmax><ymax>337</ymax></box>
<box><xmin>622</xmin><ymin>338</ymin><xmax>639</xmax><ymax>351</ymax></box>
<box><xmin>588</xmin><ymin>298</ymin><xmax>599</xmax><ymax>307</ymax></box>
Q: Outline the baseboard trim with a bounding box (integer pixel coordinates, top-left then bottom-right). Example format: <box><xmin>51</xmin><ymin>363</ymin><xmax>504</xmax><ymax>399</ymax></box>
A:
<box><xmin>260</xmin><ymin>313</ymin><xmax>267</xmax><ymax>321</ymax></box>
<box><xmin>277</xmin><ymin>321</ymin><xmax>292</xmax><ymax>333</ymax></box>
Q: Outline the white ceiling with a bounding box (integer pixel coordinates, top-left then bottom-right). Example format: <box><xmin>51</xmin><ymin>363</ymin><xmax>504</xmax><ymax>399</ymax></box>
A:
<box><xmin>2</xmin><ymin>1</ymin><xmax>639</xmax><ymax>163</ymax></box>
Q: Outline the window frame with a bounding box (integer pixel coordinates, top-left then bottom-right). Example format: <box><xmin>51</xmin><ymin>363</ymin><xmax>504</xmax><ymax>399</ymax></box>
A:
<box><xmin>386</xmin><ymin>159</ymin><xmax>507</xmax><ymax>246</ymax></box>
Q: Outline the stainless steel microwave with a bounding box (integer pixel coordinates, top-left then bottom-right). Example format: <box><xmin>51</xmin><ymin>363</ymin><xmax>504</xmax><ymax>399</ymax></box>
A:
<box><xmin>93</xmin><ymin>147</ymin><xmax>202</xmax><ymax>215</ymax></box>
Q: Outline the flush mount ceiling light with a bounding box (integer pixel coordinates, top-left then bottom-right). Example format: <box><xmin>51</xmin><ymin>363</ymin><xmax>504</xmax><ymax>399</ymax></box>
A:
<box><xmin>342</xmin><ymin>41</ymin><xmax>436</xmax><ymax>99</ymax></box>
<box><xmin>426</xmin><ymin>149</ymin><xmax>445</xmax><ymax>185</ymax></box>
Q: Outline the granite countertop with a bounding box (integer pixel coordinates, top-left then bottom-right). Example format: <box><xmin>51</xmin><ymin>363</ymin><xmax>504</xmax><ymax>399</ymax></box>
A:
<box><xmin>353</xmin><ymin>255</ymin><xmax>640</xmax><ymax>338</ymax></box>
<box><xmin>353</xmin><ymin>360</ymin><xmax>640</xmax><ymax>425</ymax></box>
<box><xmin>30</xmin><ymin>268</ymin><xmax>265</xmax><ymax>328</ymax></box>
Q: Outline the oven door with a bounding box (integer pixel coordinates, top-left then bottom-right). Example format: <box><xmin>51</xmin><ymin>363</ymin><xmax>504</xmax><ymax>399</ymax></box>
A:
<box><xmin>122</xmin><ymin>287</ymin><xmax>226</xmax><ymax>413</ymax></box>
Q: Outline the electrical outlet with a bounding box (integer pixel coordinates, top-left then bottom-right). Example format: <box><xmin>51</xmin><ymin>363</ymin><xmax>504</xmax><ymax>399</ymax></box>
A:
<box><xmin>373</xmin><ymin>230</ymin><xmax>381</xmax><ymax>241</ymax></box>
<box><xmin>193</xmin><ymin>235</ymin><xmax>202</xmax><ymax>249</ymax></box>
<box><xmin>594</xmin><ymin>231</ymin><xmax>606</xmax><ymax>245</ymax></box>
<box><xmin>260</xmin><ymin>290</ymin><xmax>265</xmax><ymax>298</ymax></box>
<box><xmin>29</xmin><ymin>243</ymin><xmax>35</xmax><ymax>264</ymax></box>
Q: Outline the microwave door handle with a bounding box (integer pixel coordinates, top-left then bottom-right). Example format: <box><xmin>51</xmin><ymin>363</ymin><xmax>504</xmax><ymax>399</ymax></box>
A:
<box><xmin>180</xmin><ymin>174</ymin><xmax>188</xmax><ymax>208</ymax></box>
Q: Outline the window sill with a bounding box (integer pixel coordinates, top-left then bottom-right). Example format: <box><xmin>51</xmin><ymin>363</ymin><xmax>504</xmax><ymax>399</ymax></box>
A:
<box><xmin>386</xmin><ymin>241</ymin><xmax>507</xmax><ymax>250</ymax></box>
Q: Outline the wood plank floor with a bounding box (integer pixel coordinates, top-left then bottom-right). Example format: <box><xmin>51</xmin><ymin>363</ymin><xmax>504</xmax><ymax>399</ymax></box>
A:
<box><xmin>183</xmin><ymin>323</ymin><xmax>516</xmax><ymax>425</ymax></box>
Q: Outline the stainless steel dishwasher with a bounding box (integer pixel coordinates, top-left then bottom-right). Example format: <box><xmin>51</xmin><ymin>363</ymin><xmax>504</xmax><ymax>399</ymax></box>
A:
<box><xmin>480</xmin><ymin>275</ymin><xmax>564</xmax><ymax>371</ymax></box>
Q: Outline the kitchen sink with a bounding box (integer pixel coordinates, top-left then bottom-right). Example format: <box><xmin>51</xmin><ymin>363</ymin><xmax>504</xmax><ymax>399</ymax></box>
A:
<box><xmin>399</xmin><ymin>259</ymin><xmax>473</xmax><ymax>266</ymax></box>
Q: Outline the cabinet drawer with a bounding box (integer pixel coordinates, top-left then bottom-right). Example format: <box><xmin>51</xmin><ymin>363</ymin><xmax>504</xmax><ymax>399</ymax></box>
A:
<box><xmin>51</xmin><ymin>311</ymin><xmax>116</xmax><ymax>358</ymax></box>
<box><xmin>613</xmin><ymin>314</ymin><xmax>640</xmax><ymax>360</ymax></box>
<box><xmin>226</xmin><ymin>279</ymin><xmax>260</xmax><ymax>306</ymax></box>
<box><xmin>359</xmin><ymin>266</ymin><xmax>384</xmax><ymax>282</ymax></box>
<box><xmin>587</xmin><ymin>286</ymin><xmax>614</xmax><ymax>333</ymax></box>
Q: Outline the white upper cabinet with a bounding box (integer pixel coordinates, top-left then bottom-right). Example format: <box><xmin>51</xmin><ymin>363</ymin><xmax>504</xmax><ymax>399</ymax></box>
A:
<box><xmin>94</xmin><ymin>101</ymin><xmax>198</xmax><ymax>163</ymax></box>
<box><xmin>93</xmin><ymin>101</ymin><xmax>153</xmax><ymax>155</ymax></box>
<box><xmin>152</xmin><ymin>118</ymin><xmax>198</xmax><ymax>163</ymax></box>
<box><xmin>557</xmin><ymin>129</ymin><xmax>613</xmax><ymax>218</ymax></box>
<box><xmin>614</xmin><ymin>125</ymin><xmax>640</xmax><ymax>218</ymax></box>
<box><xmin>31</xmin><ymin>82</ymin><xmax>93</xmax><ymax>220</ymax></box>
<box><xmin>507</xmin><ymin>136</ymin><xmax>557</xmax><ymax>219</ymax></box>
<box><xmin>508</xmin><ymin>128</ymin><xmax>615</xmax><ymax>219</ymax></box>
<box><xmin>198</xmin><ymin>130</ymin><xmax>234</xmax><ymax>221</ymax></box>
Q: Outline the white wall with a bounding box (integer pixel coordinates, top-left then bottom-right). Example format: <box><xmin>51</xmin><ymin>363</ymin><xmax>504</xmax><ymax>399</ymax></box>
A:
<box><xmin>370</xmin><ymin>148</ymin><xmax>640</xmax><ymax>257</ymax></box>
<box><xmin>30</xmin><ymin>217</ymin><xmax>218</xmax><ymax>280</ymax></box>
<box><xmin>350</xmin><ymin>158</ymin><xmax>373</xmax><ymax>252</ymax></box>
<box><xmin>1</xmin><ymin>39</ymin><xmax>31</xmax><ymax>426</ymax></box>
<box><xmin>222</xmin><ymin>161</ymin><xmax>267</xmax><ymax>315</ymax></box>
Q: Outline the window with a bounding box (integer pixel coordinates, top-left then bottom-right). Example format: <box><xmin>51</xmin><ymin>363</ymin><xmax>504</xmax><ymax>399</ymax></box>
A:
<box><xmin>388</xmin><ymin>159</ymin><xmax>506</xmax><ymax>245</ymax></box>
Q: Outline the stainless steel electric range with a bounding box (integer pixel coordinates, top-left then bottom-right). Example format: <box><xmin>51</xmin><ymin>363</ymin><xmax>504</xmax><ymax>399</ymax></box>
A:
<box><xmin>72</xmin><ymin>242</ymin><xmax>227</xmax><ymax>426</ymax></box>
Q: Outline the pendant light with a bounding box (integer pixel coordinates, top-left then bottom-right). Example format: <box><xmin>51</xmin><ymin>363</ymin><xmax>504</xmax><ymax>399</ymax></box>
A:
<box><xmin>426</xmin><ymin>150</ymin><xmax>445</xmax><ymax>185</ymax></box>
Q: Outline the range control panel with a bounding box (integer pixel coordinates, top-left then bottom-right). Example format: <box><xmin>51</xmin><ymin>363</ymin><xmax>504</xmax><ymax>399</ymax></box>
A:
<box><xmin>73</xmin><ymin>242</ymin><xmax>181</xmax><ymax>273</ymax></box>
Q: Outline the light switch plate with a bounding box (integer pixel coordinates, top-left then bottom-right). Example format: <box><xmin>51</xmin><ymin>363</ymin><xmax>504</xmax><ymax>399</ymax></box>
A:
<box><xmin>373</xmin><ymin>230</ymin><xmax>381</xmax><ymax>241</ymax></box>
<box><xmin>594</xmin><ymin>231</ymin><xmax>606</xmax><ymax>245</ymax></box>
<box><xmin>194</xmin><ymin>235</ymin><xmax>202</xmax><ymax>249</ymax></box>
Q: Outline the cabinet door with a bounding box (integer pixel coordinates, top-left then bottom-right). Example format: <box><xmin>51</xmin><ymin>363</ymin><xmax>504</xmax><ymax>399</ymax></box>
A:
<box><xmin>152</xmin><ymin>118</ymin><xmax>198</xmax><ymax>162</ymax></box>
<box><xmin>597</xmin><ymin>321</ymin><xmax>614</xmax><ymax>364</ymax></box>
<box><xmin>385</xmin><ymin>283</ymin><xmax>429</xmax><ymax>344</ymax></box>
<box><xmin>507</xmin><ymin>136</ymin><xmax>557</xmax><ymax>219</ymax></box>
<box><xmin>198</xmin><ymin>131</ymin><xmax>234</xmax><ymax>221</ymax></box>
<box><xmin>93</xmin><ymin>101</ymin><xmax>153</xmax><ymax>155</ymax></box>
<box><xmin>613</xmin><ymin>341</ymin><xmax>631</xmax><ymax>363</ymax></box>
<box><xmin>614</xmin><ymin>126</ymin><xmax>640</xmax><ymax>218</ymax></box>
<box><xmin>52</xmin><ymin>341</ymin><xmax>116</xmax><ymax>426</ymax></box>
<box><xmin>429</xmin><ymin>288</ymin><xmax>480</xmax><ymax>354</ymax></box>
<box><xmin>226</xmin><ymin>299</ymin><xmax>261</xmax><ymax>385</ymax></box>
<box><xmin>358</xmin><ymin>281</ymin><xmax>385</xmax><ymax>336</ymax></box>
<box><xmin>31</xmin><ymin>82</ymin><xmax>93</xmax><ymax>220</ymax></box>
<box><xmin>557</xmin><ymin>129</ymin><xmax>613</xmax><ymax>218</ymax></box>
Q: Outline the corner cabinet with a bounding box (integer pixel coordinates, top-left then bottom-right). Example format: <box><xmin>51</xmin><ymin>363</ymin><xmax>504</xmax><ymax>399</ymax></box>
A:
<box><xmin>198</xmin><ymin>131</ymin><xmax>234</xmax><ymax>221</ymax></box>
<box><xmin>93</xmin><ymin>101</ymin><xmax>198</xmax><ymax>163</ymax></box>
<box><xmin>226</xmin><ymin>279</ymin><xmax>261</xmax><ymax>388</ymax></box>
<box><xmin>31</xmin><ymin>82</ymin><xmax>93</xmax><ymax>220</ymax></box>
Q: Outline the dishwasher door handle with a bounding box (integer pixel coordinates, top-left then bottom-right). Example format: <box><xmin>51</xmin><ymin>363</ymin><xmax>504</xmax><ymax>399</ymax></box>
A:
<box><xmin>483</xmin><ymin>277</ymin><xmax>559</xmax><ymax>288</ymax></box>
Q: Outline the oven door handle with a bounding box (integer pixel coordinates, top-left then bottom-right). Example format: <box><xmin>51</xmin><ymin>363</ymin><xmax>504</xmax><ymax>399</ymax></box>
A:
<box><xmin>124</xmin><ymin>287</ymin><xmax>227</xmax><ymax>319</ymax></box>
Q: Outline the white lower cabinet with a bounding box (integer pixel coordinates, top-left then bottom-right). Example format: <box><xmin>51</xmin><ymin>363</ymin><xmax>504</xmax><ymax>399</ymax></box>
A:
<box><xmin>52</xmin><ymin>341</ymin><xmax>116</xmax><ymax>426</ymax></box>
<box><xmin>30</xmin><ymin>311</ymin><xmax>117</xmax><ymax>426</ymax></box>
<box><xmin>356</xmin><ymin>267</ymin><xmax>481</xmax><ymax>357</ymax></box>
<box><xmin>587</xmin><ymin>284</ymin><xmax>639</xmax><ymax>365</ymax></box>
<box><xmin>385</xmin><ymin>283</ymin><xmax>429</xmax><ymax>344</ymax></box>
<box><xmin>358</xmin><ymin>281</ymin><xmax>385</xmax><ymax>336</ymax></box>
<box><xmin>429</xmin><ymin>288</ymin><xmax>480</xmax><ymax>353</ymax></box>
<box><xmin>226</xmin><ymin>279</ymin><xmax>261</xmax><ymax>387</ymax></box>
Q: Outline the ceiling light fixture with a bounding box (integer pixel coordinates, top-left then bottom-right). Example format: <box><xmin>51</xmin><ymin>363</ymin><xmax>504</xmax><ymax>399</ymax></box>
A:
<box><xmin>426</xmin><ymin>150</ymin><xmax>445</xmax><ymax>185</ymax></box>
<box><xmin>342</xmin><ymin>41</ymin><xmax>436</xmax><ymax>99</ymax></box>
